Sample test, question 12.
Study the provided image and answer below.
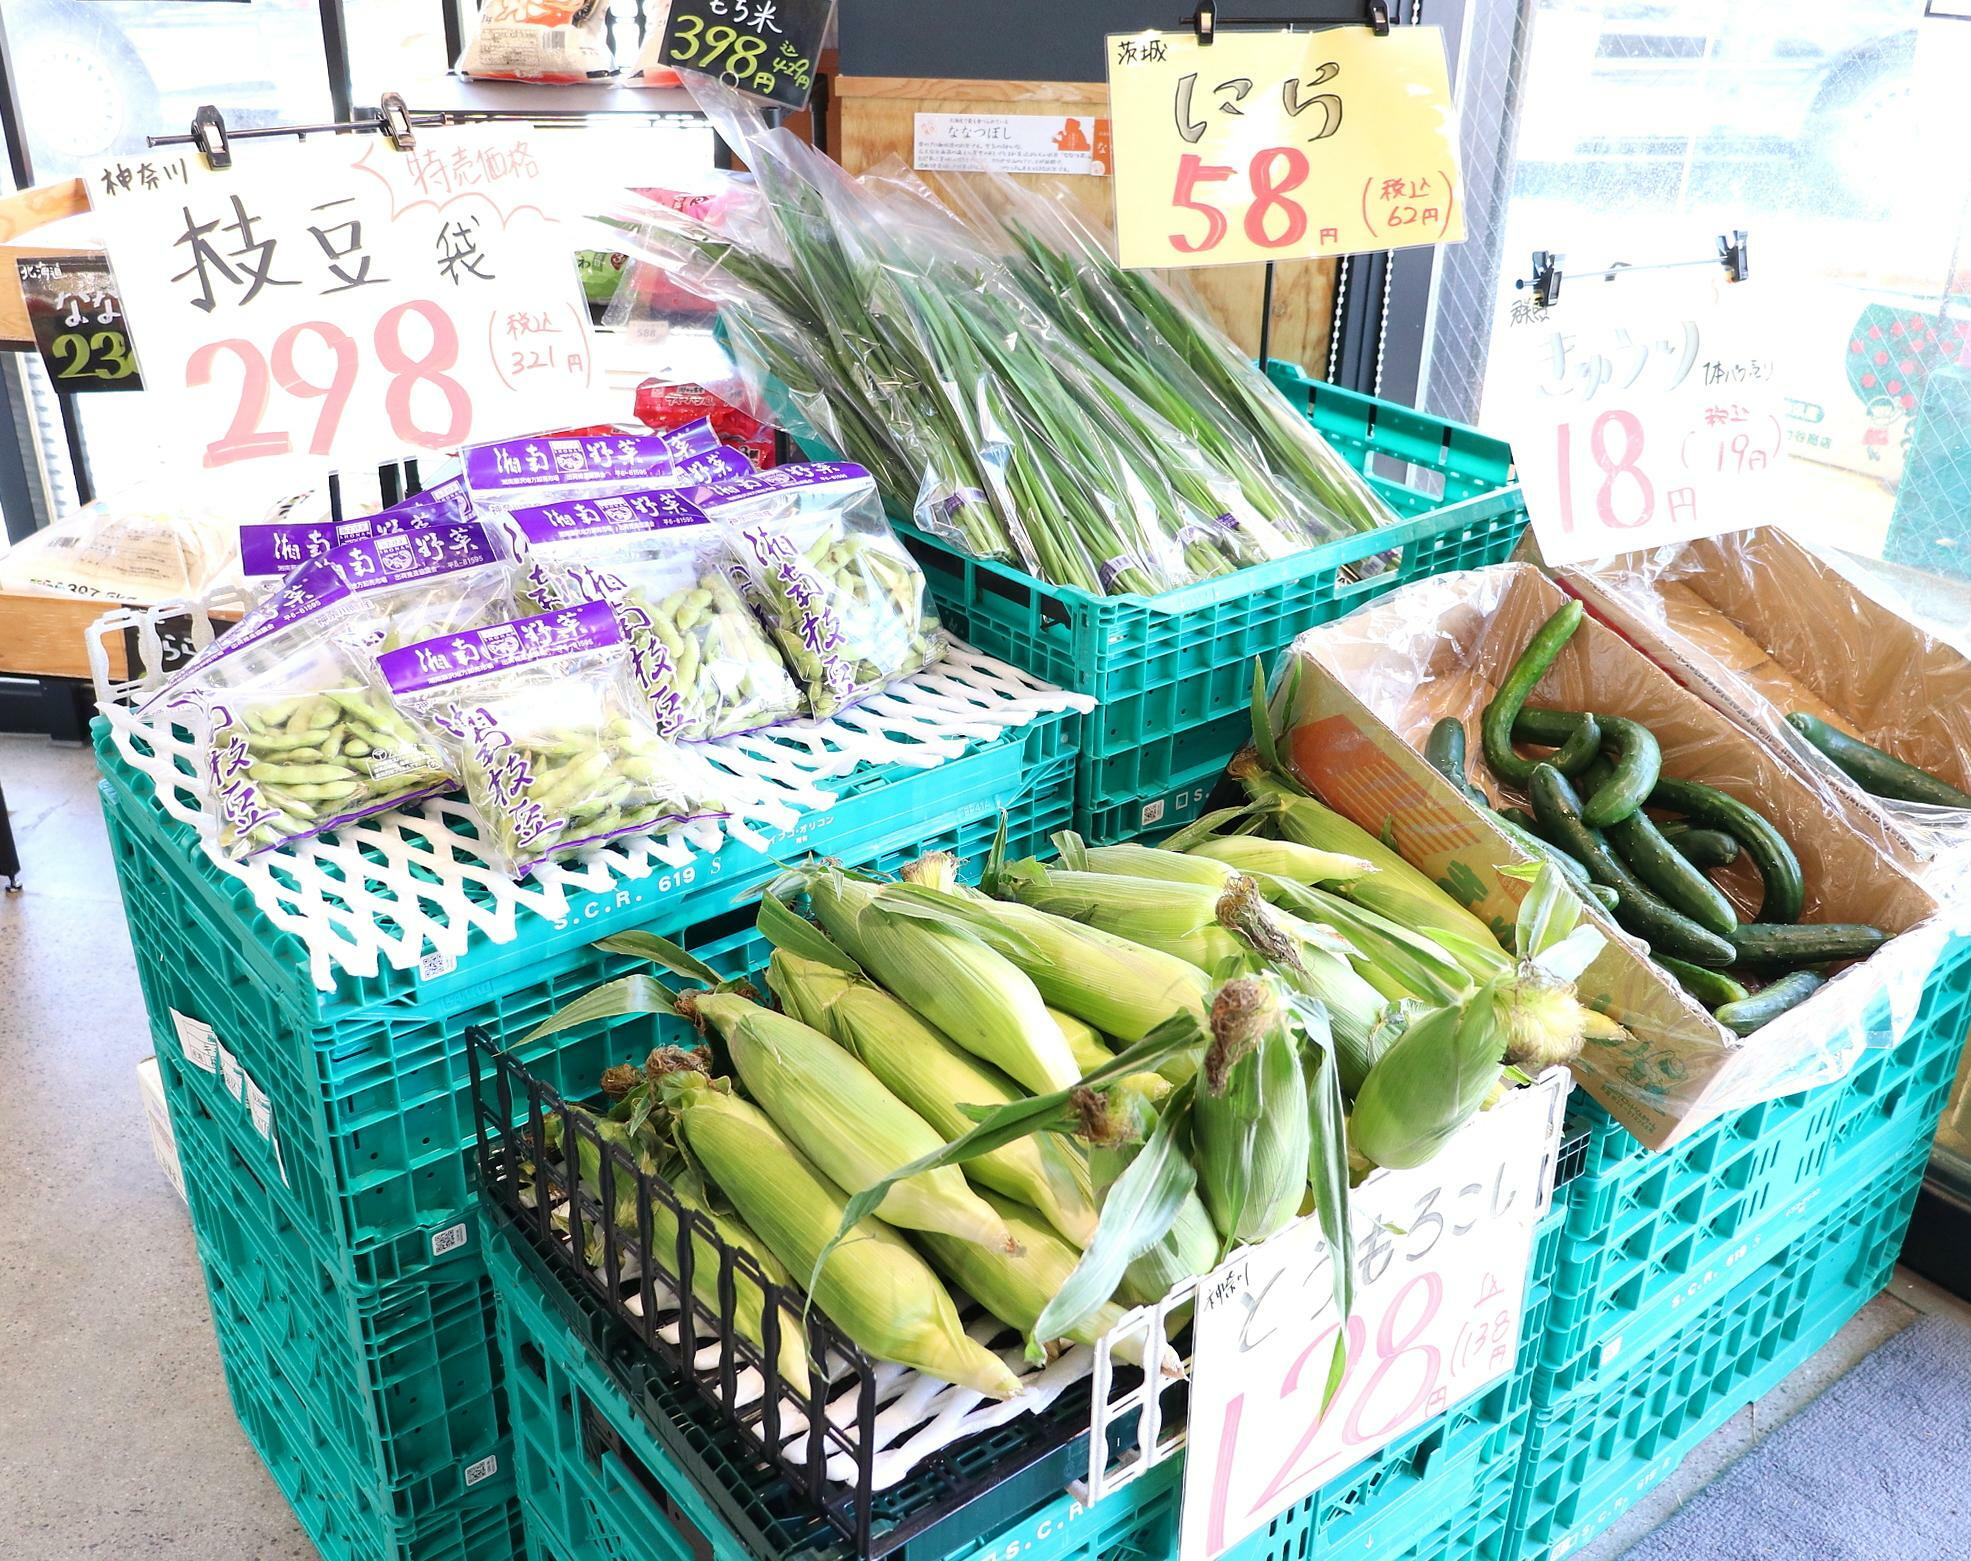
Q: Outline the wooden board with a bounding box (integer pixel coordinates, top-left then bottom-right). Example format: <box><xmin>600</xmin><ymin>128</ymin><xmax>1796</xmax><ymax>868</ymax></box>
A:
<box><xmin>0</xmin><ymin>590</ymin><xmax>123</xmax><ymax>682</ymax></box>
<box><xmin>832</xmin><ymin>75</ymin><xmax>1335</xmax><ymax>368</ymax></box>
<box><xmin>0</xmin><ymin>179</ymin><xmax>95</xmax><ymax>350</ymax></box>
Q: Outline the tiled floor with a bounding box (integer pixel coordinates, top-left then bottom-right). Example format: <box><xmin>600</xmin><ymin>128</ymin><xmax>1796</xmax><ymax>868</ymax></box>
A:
<box><xmin>3</xmin><ymin>728</ymin><xmax>1967</xmax><ymax>1561</ymax></box>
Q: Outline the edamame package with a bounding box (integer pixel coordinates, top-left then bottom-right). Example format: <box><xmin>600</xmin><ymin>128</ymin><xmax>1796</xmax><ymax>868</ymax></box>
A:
<box><xmin>507</xmin><ymin>487</ymin><xmax>801</xmax><ymax>740</ymax></box>
<box><xmin>239</xmin><ymin>479</ymin><xmax>472</xmax><ymax>585</ymax></box>
<box><xmin>165</xmin><ymin>562</ymin><xmax>457</xmax><ymax>859</ymax></box>
<box><xmin>459</xmin><ymin>419</ymin><xmax>753</xmax><ymax>530</ymax></box>
<box><xmin>325</xmin><ymin>521</ymin><xmax>518</xmax><ymax>654</ymax></box>
<box><xmin>698</xmin><ymin>461</ymin><xmax>944</xmax><ymax>717</ymax></box>
<box><xmin>380</xmin><ymin>602</ymin><xmax>729</xmax><ymax>877</ymax></box>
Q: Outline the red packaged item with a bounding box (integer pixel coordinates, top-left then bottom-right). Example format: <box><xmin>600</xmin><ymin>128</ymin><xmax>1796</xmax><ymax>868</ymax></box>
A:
<box><xmin>456</xmin><ymin>0</ymin><xmax>615</xmax><ymax>83</ymax></box>
<box><xmin>634</xmin><ymin>379</ymin><xmax>778</xmax><ymax>470</ymax></box>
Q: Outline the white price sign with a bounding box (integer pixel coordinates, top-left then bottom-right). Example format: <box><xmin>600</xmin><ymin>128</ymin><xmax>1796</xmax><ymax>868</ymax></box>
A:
<box><xmin>92</xmin><ymin>128</ymin><xmax>607</xmax><ymax>471</ymax></box>
<box><xmin>1178</xmin><ymin>1082</ymin><xmax>1557</xmax><ymax>1561</ymax></box>
<box><xmin>1488</xmin><ymin>267</ymin><xmax>1785</xmax><ymax>566</ymax></box>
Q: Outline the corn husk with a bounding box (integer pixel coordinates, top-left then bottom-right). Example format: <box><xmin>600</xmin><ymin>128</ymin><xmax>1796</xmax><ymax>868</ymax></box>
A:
<box><xmin>1172</xmin><ymin>833</ymin><xmax>1376</xmax><ymax>890</ymax></box>
<box><xmin>766</xmin><ymin>950</ymin><xmax>1100</xmax><ymax>1247</ymax></box>
<box><xmin>915</xmin><ymin>1190</ymin><xmax>1137</xmax><ymax>1360</ymax></box>
<box><xmin>1051</xmin><ymin>1006</ymin><xmax>1114</xmax><ymax>1076</ymax></box>
<box><xmin>555</xmin><ymin>1112</ymin><xmax>812</xmax><ymax>1390</ymax></box>
<box><xmin>1087</xmin><ymin>1081</ymin><xmax>1219</xmax><ymax>1308</ymax></box>
<box><xmin>655</xmin><ymin>1060</ymin><xmax>1022</xmax><ymax>1398</ymax></box>
<box><xmin>681</xmin><ymin>988</ymin><xmax>1017</xmax><ymax>1252</ymax></box>
<box><xmin>805</xmin><ymin>871</ymin><xmax>1081</xmax><ymax>1094</ymax></box>
<box><xmin>1348</xmin><ymin>989</ymin><xmax>1508</xmax><ymax>1172</ymax></box>
<box><xmin>1192</xmin><ymin>975</ymin><xmax>1311</xmax><ymax>1248</ymax></box>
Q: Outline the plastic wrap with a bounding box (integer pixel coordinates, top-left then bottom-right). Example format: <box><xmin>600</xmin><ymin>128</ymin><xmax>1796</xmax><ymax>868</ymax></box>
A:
<box><xmin>460</xmin><ymin>421</ymin><xmax>751</xmax><ymax>530</ymax></box>
<box><xmin>1276</xmin><ymin>561</ymin><xmax>1955</xmax><ymax>1148</ymax></box>
<box><xmin>602</xmin><ymin>89</ymin><xmax>1349</xmax><ymax>598</ymax></box>
<box><xmin>157</xmin><ymin>564</ymin><xmax>454</xmax><ymax>860</ymax></box>
<box><xmin>321</xmin><ymin>523</ymin><xmax>518</xmax><ymax>655</ymax></box>
<box><xmin>1560</xmin><ymin>529</ymin><xmax>1971</xmax><ymax>883</ymax></box>
<box><xmin>381</xmin><ymin>602</ymin><xmax>727</xmax><ymax>877</ymax></box>
<box><xmin>698</xmin><ymin>461</ymin><xmax>943</xmax><ymax>717</ymax></box>
<box><xmin>455</xmin><ymin>0</ymin><xmax>614</xmax><ymax>82</ymax></box>
<box><xmin>0</xmin><ymin>477</ymin><xmax>297</xmax><ymax>603</ymax></box>
<box><xmin>507</xmin><ymin>485</ymin><xmax>800</xmax><ymax>738</ymax></box>
<box><xmin>926</xmin><ymin>166</ymin><xmax>1397</xmax><ymax>548</ymax></box>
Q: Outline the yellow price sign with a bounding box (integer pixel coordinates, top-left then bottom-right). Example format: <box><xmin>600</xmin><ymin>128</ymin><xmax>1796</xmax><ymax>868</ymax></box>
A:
<box><xmin>1106</xmin><ymin>26</ymin><xmax>1466</xmax><ymax>271</ymax></box>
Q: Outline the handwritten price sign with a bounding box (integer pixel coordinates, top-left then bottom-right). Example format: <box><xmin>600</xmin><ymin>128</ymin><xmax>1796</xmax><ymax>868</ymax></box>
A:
<box><xmin>1491</xmin><ymin>268</ymin><xmax>1785</xmax><ymax>566</ymax></box>
<box><xmin>93</xmin><ymin>127</ymin><xmax>606</xmax><ymax>471</ymax></box>
<box><xmin>1105</xmin><ymin>26</ymin><xmax>1465</xmax><ymax>271</ymax></box>
<box><xmin>1178</xmin><ymin>1076</ymin><xmax>1562</xmax><ymax>1561</ymax></box>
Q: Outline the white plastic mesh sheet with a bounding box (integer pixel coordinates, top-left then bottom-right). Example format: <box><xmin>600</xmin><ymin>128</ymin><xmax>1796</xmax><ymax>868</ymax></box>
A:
<box><xmin>89</xmin><ymin>597</ymin><xmax>1090</xmax><ymax>995</ymax></box>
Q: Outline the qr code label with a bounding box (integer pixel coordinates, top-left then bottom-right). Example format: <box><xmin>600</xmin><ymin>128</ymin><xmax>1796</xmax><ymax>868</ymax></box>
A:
<box><xmin>463</xmin><ymin>1454</ymin><xmax>499</xmax><ymax>1487</ymax></box>
<box><xmin>1140</xmin><ymin>797</ymin><xmax>1167</xmax><ymax>827</ymax></box>
<box><xmin>419</xmin><ymin>949</ymin><xmax>457</xmax><ymax>982</ymax></box>
<box><xmin>430</xmin><ymin>1222</ymin><xmax>470</xmax><ymax>1259</ymax></box>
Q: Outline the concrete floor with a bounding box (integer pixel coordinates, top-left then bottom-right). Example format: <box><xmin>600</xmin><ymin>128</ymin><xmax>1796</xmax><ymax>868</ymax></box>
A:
<box><xmin>1</xmin><ymin>729</ymin><xmax>1966</xmax><ymax>1561</ymax></box>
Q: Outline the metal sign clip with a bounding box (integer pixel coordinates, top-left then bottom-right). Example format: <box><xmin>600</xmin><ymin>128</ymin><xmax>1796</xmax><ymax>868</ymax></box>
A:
<box><xmin>191</xmin><ymin>104</ymin><xmax>231</xmax><ymax>170</ymax></box>
<box><xmin>379</xmin><ymin>92</ymin><xmax>416</xmax><ymax>152</ymax></box>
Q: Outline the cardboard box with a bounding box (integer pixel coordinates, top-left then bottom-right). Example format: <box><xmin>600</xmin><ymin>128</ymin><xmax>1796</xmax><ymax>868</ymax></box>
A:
<box><xmin>1280</xmin><ymin>562</ymin><xmax>1950</xmax><ymax>1148</ymax></box>
<box><xmin>1561</xmin><ymin>528</ymin><xmax>1971</xmax><ymax>879</ymax></box>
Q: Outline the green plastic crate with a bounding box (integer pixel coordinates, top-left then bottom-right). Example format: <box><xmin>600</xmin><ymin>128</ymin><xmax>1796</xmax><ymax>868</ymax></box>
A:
<box><xmin>1535</xmin><ymin>934</ymin><xmax>1971</xmax><ymax>1394</ymax></box>
<box><xmin>164</xmin><ymin>1061</ymin><xmax>511</xmax><ymax>1519</ymax></box>
<box><xmin>493</xmin><ymin>1194</ymin><xmax>1567</xmax><ymax>1561</ymax></box>
<box><xmin>201</xmin><ymin>1209</ymin><xmax>523</xmax><ymax>1561</ymax></box>
<box><xmin>99</xmin><ymin>709</ymin><xmax>1077</xmax><ymax>1297</ymax></box>
<box><xmin>893</xmin><ymin>367</ymin><xmax>1528</xmax><ymax>842</ymax></box>
<box><xmin>1507</xmin><ymin>1140</ymin><xmax>1931</xmax><ymax>1561</ymax></box>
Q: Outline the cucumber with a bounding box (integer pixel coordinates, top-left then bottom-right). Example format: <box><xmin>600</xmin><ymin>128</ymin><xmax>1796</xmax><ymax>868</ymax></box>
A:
<box><xmin>1604</xmin><ymin>808</ymin><xmax>1737</xmax><ymax>936</ymax></box>
<box><xmin>1527</xmin><ymin>764</ymin><xmax>1737</xmax><ymax>967</ymax></box>
<box><xmin>1726</xmin><ymin>923</ymin><xmax>1889</xmax><ymax>971</ymax></box>
<box><xmin>1482</xmin><ymin>601</ymin><xmax>1585</xmax><ymax>784</ymax></box>
<box><xmin>1513</xmin><ymin>707</ymin><xmax>1604</xmax><ymax>776</ymax></box>
<box><xmin>1713</xmin><ymin>970</ymin><xmax>1826</xmax><ymax>1036</ymax></box>
<box><xmin>1660</xmin><ymin>824</ymin><xmax>1740</xmax><ymax>871</ymax></box>
<box><xmin>1581</xmin><ymin>716</ymin><xmax>1663</xmax><ymax>828</ymax></box>
<box><xmin>1424</xmin><ymin>717</ymin><xmax>1490</xmax><ymax>805</ymax></box>
<box><xmin>1648</xmin><ymin>776</ymin><xmax>1804</xmax><ymax>924</ymax></box>
<box><xmin>1786</xmin><ymin>712</ymin><xmax>1971</xmax><ymax>810</ymax></box>
<box><xmin>1657</xmin><ymin>956</ymin><xmax>1750</xmax><ymax>1008</ymax></box>
<box><xmin>1489</xmin><ymin>811</ymin><xmax>1616</xmax><ymax>910</ymax></box>
<box><xmin>1500</xmin><ymin>806</ymin><xmax>1540</xmax><ymax>830</ymax></box>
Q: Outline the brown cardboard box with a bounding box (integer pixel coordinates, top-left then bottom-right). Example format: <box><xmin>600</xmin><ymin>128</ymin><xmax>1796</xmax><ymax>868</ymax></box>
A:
<box><xmin>1280</xmin><ymin>562</ymin><xmax>1950</xmax><ymax>1148</ymax></box>
<box><xmin>1560</xmin><ymin>529</ymin><xmax>1971</xmax><ymax>878</ymax></box>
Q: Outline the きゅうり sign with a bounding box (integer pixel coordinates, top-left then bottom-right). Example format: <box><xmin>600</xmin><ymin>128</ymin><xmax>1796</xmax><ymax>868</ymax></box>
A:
<box><xmin>1105</xmin><ymin>26</ymin><xmax>1465</xmax><ymax>271</ymax></box>
<box><xmin>92</xmin><ymin>127</ymin><xmax>606</xmax><ymax>471</ymax></box>
<box><xmin>1485</xmin><ymin>268</ymin><xmax>1786</xmax><ymax>566</ymax></box>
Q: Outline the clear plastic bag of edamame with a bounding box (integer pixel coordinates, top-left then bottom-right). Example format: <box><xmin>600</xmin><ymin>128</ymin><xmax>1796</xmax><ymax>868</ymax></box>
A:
<box><xmin>700</xmin><ymin>461</ymin><xmax>945</xmax><ymax>718</ymax></box>
<box><xmin>380</xmin><ymin>602</ymin><xmax>734</xmax><ymax>878</ymax></box>
<box><xmin>322</xmin><ymin>523</ymin><xmax>519</xmax><ymax>655</ymax></box>
<box><xmin>506</xmin><ymin>488</ymin><xmax>801</xmax><ymax>740</ymax></box>
<box><xmin>165</xmin><ymin>563</ymin><xmax>457</xmax><ymax>859</ymax></box>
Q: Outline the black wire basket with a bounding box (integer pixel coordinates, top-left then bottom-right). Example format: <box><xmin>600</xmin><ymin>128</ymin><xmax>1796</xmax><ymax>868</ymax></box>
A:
<box><xmin>467</xmin><ymin>1025</ymin><xmax>1123</xmax><ymax>1559</ymax></box>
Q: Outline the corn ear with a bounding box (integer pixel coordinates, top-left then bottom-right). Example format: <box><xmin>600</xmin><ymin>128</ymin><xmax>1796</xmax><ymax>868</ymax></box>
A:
<box><xmin>999</xmin><ymin>864</ymin><xmax>1249</xmax><ymax>969</ymax></box>
<box><xmin>766</xmin><ymin>950</ymin><xmax>1100</xmax><ymax>1247</ymax></box>
<box><xmin>915</xmin><ymin>1191</ymin><xmax>1141</xmax><ymax>1365</ymax></box>
<box><xmin>1192</xmin><ymin>974</ymin><xmax>1312</xmax><ymax>1248</ymax></box>
<box><xmin>1178</xmin><ymin>833</ymin><xmax>1375</xmax><ymax>889</ymax></box>
<box><xmin>558</xmin><ymin>1112</ymin><xmax>811</xmax><ymax>1390</ymax></box>
<box><xmin>654</xmin><ymin>1059</ymin><xmax>1022</xmax><ymax>1398</ymax></box>
<box><xmin>1349</xmin><ymin>986</ymin><xmax>1509</xmax><ymax>1171</ymax></box>
<box><xmin>1051</xmin><ymin>1006</ymin><xmax>1114</xmax><ymax>1076</ymax></box>
<box><xmin>804</xmin><ymin>872</ymin><xmax>1081</xmax><ymax>1095</ymax></box>
<box><xmin>682</xmin><ymin>989</ymin><xmax>1017</xmax><ymax>1252</ymax></box>
<box><xmin>1084</xmin><ymin>1080</ymin><xmax>1219</xmax><ymax>1307</ymax></box>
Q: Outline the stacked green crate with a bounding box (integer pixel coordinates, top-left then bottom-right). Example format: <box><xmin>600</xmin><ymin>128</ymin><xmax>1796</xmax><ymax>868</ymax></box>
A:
<box><xmin>1504</xmin><ymin>936</ymin><xmax>1971</xmax><ymax>1559</ymax></box>
<box><xmin>99</xmin><ymin>696</ymin><xmax>1081</xmax><ymax>1560</ymax></box>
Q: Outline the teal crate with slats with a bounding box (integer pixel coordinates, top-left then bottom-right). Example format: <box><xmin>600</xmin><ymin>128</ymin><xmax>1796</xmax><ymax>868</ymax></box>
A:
<box><xmin>495</xmin><ymin>1192</ymin><xmax>1568</xmax><ymax>1561</ymax></box>
<box><xmin>1506</xmin><ymin>1139</ymin><xmax>1932</xmax><ymax>1561</ymax></box>
<box><xmin>890</xmin><ymin>366</ymin><xmax>1528</xmax><ymax>842</ymax></box>
<box><xmin>99</xmin><ymin>706</ymin><xmax>1077</xmax><ymax>1298</ymax></box>
<box><xmin>1534</xmin><ymin>934</ymin><xmax>1970</xmax><ymax>1395</ymax></box>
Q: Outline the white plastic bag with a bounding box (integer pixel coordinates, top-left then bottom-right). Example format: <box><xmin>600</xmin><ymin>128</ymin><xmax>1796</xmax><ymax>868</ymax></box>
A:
<box><xmin>456</xmin><ymin>0</ymin><xmax>615</xmax><ymax>82</ymax></box>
